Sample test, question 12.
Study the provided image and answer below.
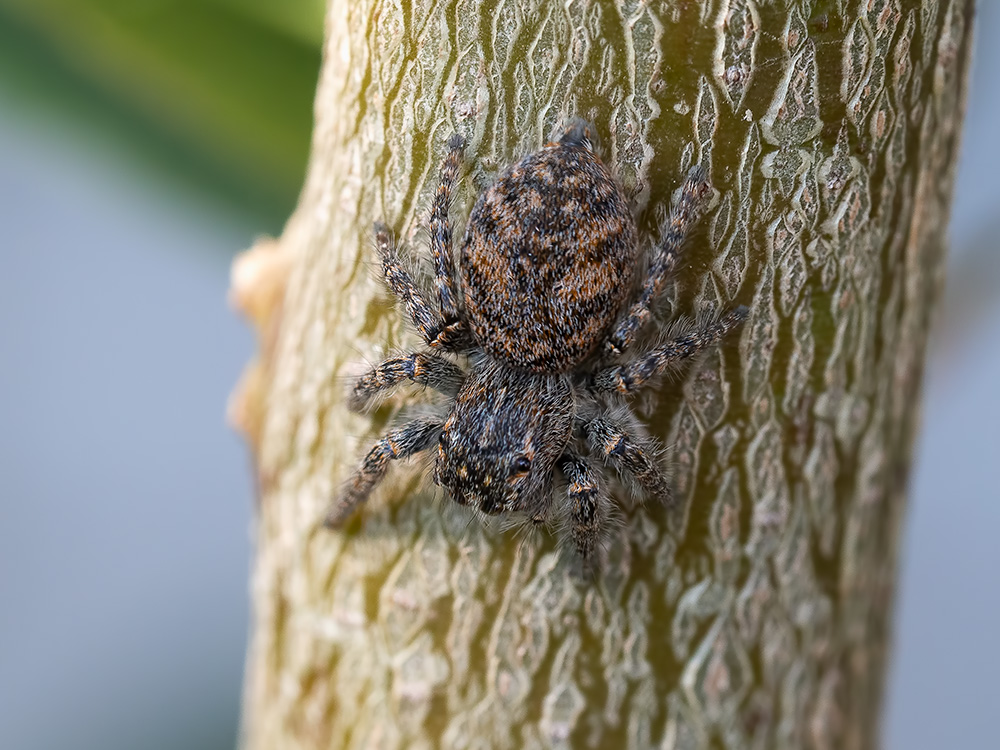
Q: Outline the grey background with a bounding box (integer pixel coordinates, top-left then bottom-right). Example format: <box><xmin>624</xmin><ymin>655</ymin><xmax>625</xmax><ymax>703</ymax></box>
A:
<box><xmin>1</xmin><ymin>9</ymin><xmax>998</xmax><ymax>750</ymax></box>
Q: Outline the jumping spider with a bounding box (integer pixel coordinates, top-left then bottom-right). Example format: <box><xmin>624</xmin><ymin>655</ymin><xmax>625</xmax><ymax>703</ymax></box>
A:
<box><xmin>325</xmin><ymin>120</ymin><xmax>747</xmax><ymax>564</ymax></box>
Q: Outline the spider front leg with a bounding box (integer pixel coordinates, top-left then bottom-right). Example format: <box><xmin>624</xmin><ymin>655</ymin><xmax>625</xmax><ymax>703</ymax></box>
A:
<box><xmin>349</xmin><ymin>351</ymin><xmax>465</xmax><ymax>410</ymax></box>
<box><xmin>591</xmin><ymin>306</ymin><xmax>747</xmax><ymax>394</ymax></box>
<box><xmin>603</xmin><ymin>165</ymin><xmax>713</xmax><ymax>358</ymax></box>
<box><xmin>373</xmin><ymin>223</ymin><xmax>467</xmax><ymax>351</ymax></box>
<box><xmin>557</xmin><ymin>453</ymin><xmax>606</xmax><ymax>563</ymax></box>
<box><xmin>324</xmin><ymin>417</ymin><xmax>441</xmax><ymax>527</ymax></box>
<box><xmin>584</xmin><ymin>417</ymin><xmax>672</xmax><ymax>504</ymax></box>
<box><xmin>428</xmin><ymin>133</ymin><xmax>469</xmax><ymax>345</ymax></box>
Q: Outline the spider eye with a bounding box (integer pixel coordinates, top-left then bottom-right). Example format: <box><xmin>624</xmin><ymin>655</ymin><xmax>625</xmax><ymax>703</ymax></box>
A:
<box><xmin>512</xmin><ymin>455</ymin><xmax>531</xmax><ymax>474</ymax></box>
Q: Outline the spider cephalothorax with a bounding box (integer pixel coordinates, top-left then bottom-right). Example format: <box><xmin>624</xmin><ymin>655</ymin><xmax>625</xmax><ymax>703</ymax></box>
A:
<box><xmin>434</xmin><ymin>363</ymin><xmax>572</xmax><ymax>517</ymax></box>
<box><xmin>325</xmin><ymin>120</ymin><xmax>747</xmax><ymax>564</ymax></box>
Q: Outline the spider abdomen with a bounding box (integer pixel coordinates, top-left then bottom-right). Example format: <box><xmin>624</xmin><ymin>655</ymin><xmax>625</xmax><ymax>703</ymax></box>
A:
<box><xmin>460</xmin><ymin>141</ymin><xmax>637</xmax><ymax>373</ymax></box>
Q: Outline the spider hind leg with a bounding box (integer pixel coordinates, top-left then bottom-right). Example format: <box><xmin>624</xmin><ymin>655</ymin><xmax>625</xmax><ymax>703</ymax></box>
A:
<box><xmin>429</xmin><ymin>134</ymin><xmax>465</xmax><ymax>325</ymax></box>
<box><xmin>603</xmin><ymin>165</ymin><xmax>713</xmax><ymax>358</ymax></box>
<box><xmin>372</xmin><ymin>223</ymin><xmax>469</xmax><ymax>351</ymax></box>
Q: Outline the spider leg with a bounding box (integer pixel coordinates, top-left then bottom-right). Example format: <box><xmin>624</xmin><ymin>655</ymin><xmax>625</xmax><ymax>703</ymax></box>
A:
<box><xmin>603</xmin><ymin>165</ymin><xmax>713</xmax><ymax>358</ymax></box>
<box><xmin>348</xmin><ymin>351</ymin><xmax>466</xmax><ymax>410</ymax></box>
<box><xmin>557</xmin><ymin>452</ymin><xmax>605</xmax><ymax>563</ymax></box>
<box><xmin>584</xmin><ymin>417</ymin><xmax>672</xmax><ymax>504</ymax></box>
<box><xmin>374</xmin><ymin>223</ymin><xmax>468</xmax><ymax>351</ymax></box>
<box><xmin>591</xmin><ymin>306</ymin><xmax>747</xmax><ymax>394</ymax></box>
<box><xmin>429</xmin><ymin>134</ymin><xmax>467</xmax><ymax>333</ymax></box>
<box><xmin>324</xmin><ymin>417</ymin><xmax>441</xmax><ymax>527</ymax></box>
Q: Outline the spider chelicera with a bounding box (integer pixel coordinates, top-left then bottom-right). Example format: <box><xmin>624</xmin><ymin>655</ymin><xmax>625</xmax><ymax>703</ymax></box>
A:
<box><xmin>325</xmin><ymin>120</ymin><xmax>746</xmax><ymax>564</ymax></box>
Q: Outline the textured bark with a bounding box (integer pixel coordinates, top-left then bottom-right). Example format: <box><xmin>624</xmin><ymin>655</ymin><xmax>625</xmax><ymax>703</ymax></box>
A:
<box><xmin>231</xmin><ymin>1</ymin><xmax>973</xmax><ymax>748</ymax></box>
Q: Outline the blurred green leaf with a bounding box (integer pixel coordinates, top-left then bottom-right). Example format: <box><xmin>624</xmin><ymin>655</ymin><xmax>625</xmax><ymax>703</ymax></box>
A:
<box><xmin>0</xmin><ymin>0</ymin><xmax>323</xmax><ymax>230</ymax></box>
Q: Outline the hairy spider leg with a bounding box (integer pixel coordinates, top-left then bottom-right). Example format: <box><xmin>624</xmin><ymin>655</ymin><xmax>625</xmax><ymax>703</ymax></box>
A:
<box><xmin>584</xmin><ymin>417</ymin><xmax>672</xmax><ymax>504</ymax></box>
<box><xmin>591</xmin><ymin>306</ymin><xmax>748</xmax><ymax>394</ymax></box>
<box><xmin>325</xmin><ymin>418</ymin><xmax>442</xmax><ymax>527</ymax></box>
<box><xmin>603</xmin><ymin>165</ymin><xmax>713</xmax><ymax>358</ymax></box>
<box><xmin>349</xmin><ymin>352</ymin><xmax>466</xmax><ymax>410</ymax></box>
<box><xmin>429</xmin><ymin>134</ymin><xmax>466</xmax><ymax>324</ymax></box>
<box><xmin>557</xmin><ymin>452</ymin><xmax>605</xmax><ymax>563</ymax></box>
<box><xmin>373</xmin><ymin>223</ymin><xmax>467</xmax><ymax>351</ymax></box>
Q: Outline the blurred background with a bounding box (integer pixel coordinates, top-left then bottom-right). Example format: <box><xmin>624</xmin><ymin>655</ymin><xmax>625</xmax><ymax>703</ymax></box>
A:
<box><xmin>0</xmin><ymin>2</ymin><xmax>996</xmax><ymax>749</ymax></box>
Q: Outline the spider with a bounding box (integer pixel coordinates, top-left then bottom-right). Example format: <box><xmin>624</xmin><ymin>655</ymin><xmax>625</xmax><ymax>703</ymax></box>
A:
<box><xmin>325</xmin><ymin>120</ymin><xmax>747</xmax><ymax>564</ymax></box>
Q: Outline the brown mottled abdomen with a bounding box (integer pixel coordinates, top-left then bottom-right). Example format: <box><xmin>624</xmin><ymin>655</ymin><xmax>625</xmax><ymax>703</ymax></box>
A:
<box><xmin>460</xmin><ymin>143</ymin><xmax>636</xmax><ymax>373</ymax></box>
